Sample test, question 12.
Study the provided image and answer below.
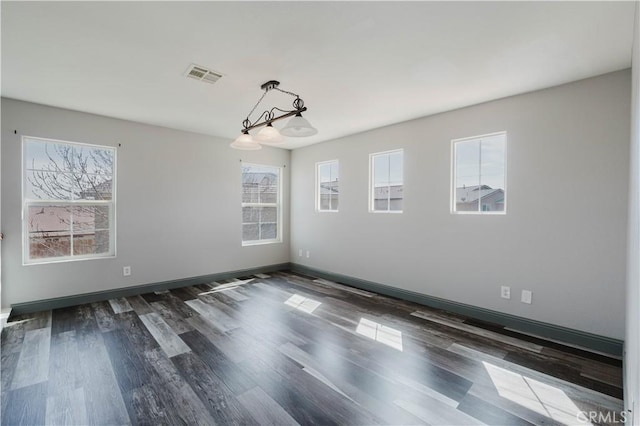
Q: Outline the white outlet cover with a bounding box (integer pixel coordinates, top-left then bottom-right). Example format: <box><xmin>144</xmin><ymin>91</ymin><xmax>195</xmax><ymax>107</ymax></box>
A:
<box><xmin>521</xmin><ymin>290</ymin><xmax>532</xmax><ymax>304</ymax></box>
<box><xmin>298</xmin><ymin>249</ymin><xmax>303</xmax><ymax>257</ymax></box>
<box><xmin>306</xmin><ymin>250</ymin><xmax>310</xmax><ymax>258</ymax></box>
<box><xmin>123</xmin><ymin>266</ymin><xmax>131</xmax><ymax>276</ymax></box>
<box><xmin>501</xmin><ymin>286</ymin><xmax>511</xmax><ymax>299</ymax></box>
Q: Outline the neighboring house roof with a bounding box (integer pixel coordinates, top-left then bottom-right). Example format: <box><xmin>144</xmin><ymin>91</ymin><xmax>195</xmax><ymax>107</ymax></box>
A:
<box><xmin>28</xmin><ymin>206</ymin><xmax>96</xmax><ymax>234</ymax></box>
<box><xmin>242</xmin><ymin>172</ymin><xmax>277</xmax><ymax>185</ymax></box>
<box><xmin>456</xmin><ymin>185</ymin><xmax>503</xmax><ymax>204</ymax></box>
<box><xmin>78</xmin><ymin>178</ymin><xmax>112</xmax><ymax>199</ymax></box>
<box><xmin>374</xmin><ymin>185</ymin><xmax>403</xmax><ymax>200</ymax></box>
<box><xmin>320</xmin><ymin>181</ymin><xmax>339</xmax><ymax>195</ymax></box>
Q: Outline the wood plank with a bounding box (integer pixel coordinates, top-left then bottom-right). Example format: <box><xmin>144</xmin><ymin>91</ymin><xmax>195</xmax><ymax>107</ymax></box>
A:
<box><xmin>11</xmin><ymin>327</ymin><xmax>51</xmax><ymax>389</ymax></box>
<box><xmin>237</xmin><ymin>386</ymin><xmax>300</xmax><ymax>426</ymax></box>
<box><xmin>125</xmin><ymin>295</ymin><xmax>154</xmax><ymax>315</ymax></box>
<box><xmin>185</xmin><ymin>299</ymin><xmax>240</xmax><ymax>332</ymax></box>
<box><xmin>108</xmin><ymin>297</ymin><xmax>134</xmax><ymax>314</ymax></box>
<box><xmin>457</xmin><ymin>393</ymin><xmax>534</xmax><ymax>426</ymax></box>
<box><xmin>45</xmin><ymin>387</ymin><xmax>88</xmax><ymax>426</ymax></box>
<box><xmin>180</xmin><ymin>330</ymin><xmax>255</xmax><ymax>394</ymax></box>
<box><xmin>76</xmin><ymin>329</ymin><xmax>130</xmax><ymax>426</ymax></box>
<box><xmin>102</xmin><ymin>329</ymin><xmax>151</xmax><ymax>392</ymax></box>
<box><xmin>123</xmin><ymin>384</ymin><xmax>169</xmax><ymax>425</ymax></box>
<box><xmin>48</xmin><ymin>330</ymin><xmax>81</xmax><ymax>395</ymax></box>
<box><xmin>411</xmin><ymin>310</ymin><xmax>544</xmax><ymax>353</ymax></box>
<box><xmin>139</xmin><ymin>312</ymin><xmax>190</xmax><ymax>358</ymax></box>
<box><xmin>313</xmin><ymin>278</ymin><xmax>376</xmax><ymax>297</ymax></box>
<box><xmin>92</xmin><ymin>301</ymin><xmax>119</xmax><ymax>333</ymax></box>
<box><xmin>141</xmin><ymin>348</ymin><xmax>217</xmax><ymax>426</ymax></box>
<box><xmin>393</xmin><ymin>397</ymin><xmax>485</xmax><ymax>426</ymax></box>
<box><xmin>171</xmin><ymin>352</ymin><xmax>256</xmax><ymax>424</ymax></box>
<box><xmin>150</xmin><ymin>300</ymin><xmax>194</xmax><ymax>334</ymax></box>
<box><xmin>1</xmin><ymin>382</ymin><xmax>47</xmax><ymax>426</ymax></box>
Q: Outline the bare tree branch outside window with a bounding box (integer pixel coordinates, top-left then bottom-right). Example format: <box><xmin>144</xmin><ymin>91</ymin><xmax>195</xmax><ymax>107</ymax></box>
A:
<box><xmin>24</xmin><ymin>138</ymin><xmax>115</xmax><ymax>261</ymax></box>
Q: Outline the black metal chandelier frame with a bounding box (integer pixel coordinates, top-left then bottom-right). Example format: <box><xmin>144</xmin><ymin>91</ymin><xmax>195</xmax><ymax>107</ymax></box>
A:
<box><xmin>240</xmin><ymin>80</ymin><xmax>307</xmax><ymax>134</ymax></box>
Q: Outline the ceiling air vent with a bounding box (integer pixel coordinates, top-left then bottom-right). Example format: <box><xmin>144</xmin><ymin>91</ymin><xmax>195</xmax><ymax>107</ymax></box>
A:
<box><xmin>185</xmin><ymin>64</ymin><xmax>222</xmax><ymax>85</ymax></box>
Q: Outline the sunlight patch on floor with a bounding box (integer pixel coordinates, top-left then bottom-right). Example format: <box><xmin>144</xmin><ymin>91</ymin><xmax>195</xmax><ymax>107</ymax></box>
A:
<box><xmin>483</xmin><ymin>361</ymin><xmax>591</xmax><ymax>425</ymax></box>
<box><xmin>356</xmin><ymin>318</ymin><xmax>403</xmax><ymax>351</ymax></box>
<box><xmin>285</xmin><ymin>294</ymin><xmax>322</xmax><ymax>314</ymax></box>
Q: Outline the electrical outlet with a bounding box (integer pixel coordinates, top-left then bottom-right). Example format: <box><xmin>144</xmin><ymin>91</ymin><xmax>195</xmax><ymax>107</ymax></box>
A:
<box><xmin>306</xmin><ymin>250</ymin><xmax>310</xmax><ymax>258</ymax></box>
<box><xmin>298</xmin><ymin>249</ymin><xmax>303</xmax><ymax>257</ymax></box>
<box><xmin>521</xmin><ymin>290</ymin><xmax>532</xmax><ymax>304</ymax></box>
<box><xmin>500</xmin><ymin>286</ymin><xmax>511</xmax><ymax>299</ymax></box>
<box><xmin>123</xmin><ymin>266</ymin><xmax>131</xmax><ymax>277</ymax></box>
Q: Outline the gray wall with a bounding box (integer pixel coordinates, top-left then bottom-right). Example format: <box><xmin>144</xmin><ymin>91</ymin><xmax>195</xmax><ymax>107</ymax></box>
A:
<box><xmin>291</xmin><ymin>70</ymin><xmax>630</xmax><ymax>340</ymax></box>
<box><xmin>625</xmin><ymin>4</ymin><xmax>639</xmax><ymax>422</ymax></box>
<box><xmin>1</xmin><ymin>98</ymin><xmax>290</xmax><ymax>308</ymax></box>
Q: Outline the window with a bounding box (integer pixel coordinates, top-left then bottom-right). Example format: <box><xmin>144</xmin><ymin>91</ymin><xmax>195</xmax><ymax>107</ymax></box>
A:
<box><xmin>316</xmin><ymin>160</ymin><xmax>339</xmax><ymax>212</ymax></box>
<box><xmin>23</xmin><ymin>136</ymin><xmax>116</xmax><ymax>264</ymax></box>
<box><xmin>370</xmin><ymin>149</ymin><xmax>403</xmax><ymax>212</ymax></box>
<box><xmin>452</xmin><ymin>132</ymin><xmax>506</xmax><ymax>214</ymax></box>
<box><xmin>242</xmin><ymin>163</ymin><xmax>281</xmax><ymax>245</ymax></box>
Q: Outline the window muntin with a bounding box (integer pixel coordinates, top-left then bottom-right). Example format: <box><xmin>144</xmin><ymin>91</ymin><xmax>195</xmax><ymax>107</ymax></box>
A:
<box><xmin>23</xmin><ymin>137</ymin><xmax>116</xmax><ymax>264</ymax></box>
<box><xmin>452</xmin><ymin>132</ymin><xmax>506</xmax><ymax>214</ymax></box>
<box><xmin>242</xmin><ymin>163</ymin><xmax>282</xmax><ymax>245</ymax></box>
<box><xmin>370</xmin><ymin>149</ymin><xmax>403</xmax><ymax>213</ymax></box>
<box><xmin>317</xmin><ymin>160</ymin><xmax>339</xmax><ymax>212</ymax></box>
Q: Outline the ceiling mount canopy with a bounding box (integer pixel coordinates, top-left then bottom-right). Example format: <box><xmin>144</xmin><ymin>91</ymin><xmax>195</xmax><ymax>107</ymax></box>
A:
<box><xmin>230</xmin><ymin>80</ymin><xmax>317</xmax><ymax>150</ymax></box>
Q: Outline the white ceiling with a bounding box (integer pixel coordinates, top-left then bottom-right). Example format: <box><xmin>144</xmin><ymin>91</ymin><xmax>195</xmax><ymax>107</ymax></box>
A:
<box><xmin>1</xmin><ymin>1</ymin><xmax>635</xmax><ymax>150</ymax></box>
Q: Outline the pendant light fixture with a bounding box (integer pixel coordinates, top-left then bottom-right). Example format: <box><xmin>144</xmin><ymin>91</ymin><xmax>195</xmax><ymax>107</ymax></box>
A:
<box><xmin>230</xmin><ymin>80</ymin><xmax>317</xmax><ymax>150</ymax></box>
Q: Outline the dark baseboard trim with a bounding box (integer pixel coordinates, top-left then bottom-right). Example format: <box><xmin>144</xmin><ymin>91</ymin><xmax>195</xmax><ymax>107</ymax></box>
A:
<box><xmin>10</xmin><ymin>263</ymin><xmax>292</xmax><ymax>315</ymax></box>
<box><xmin>290</xmin><ymin>263</ymin><xmax>624</xmax><ymax>357</ymax></box>
<box><xmin>11</xmin><ymin>261</ymin><xmax>623</xmax><ymax>356</ymax></box>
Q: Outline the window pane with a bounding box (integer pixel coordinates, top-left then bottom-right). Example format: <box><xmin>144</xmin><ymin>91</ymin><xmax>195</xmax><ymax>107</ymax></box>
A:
<box><xmin>480</xmin><ymin>136</ymin><xmax>506</xmax><ymax>212</ymax></box>
<box><xmin>242</xmin><ymin>186</ymin><xmax>259</xmax><ymax>203</ymax></box>
<box><xmin>330</xmin><ymin>162</ymin><xmax>339</xmax><ymax>183</ymax></box>
<box><xmin>331</xmin><ymin>194</ymin><xmax>339</xmax><ymax>210</ymax></box>
<box><xmin>390</xmin><ymin>186</ymin><xmax>403</xmax><ymax>211</ymax></box>
<box><xmin>242</xmin><ymin>206</ymin><xmax>259</xmax><ymax>223</ymax></box>
<box><xmin>320</xmin><ymin>194</ymin><xmax>331</xmax><ymax>210</ymax></box>
<box><xmin>77</xmin><ymin>175</ymin><xmax>113</xmax><ymax>200</ymax></box>
<box><xmin>73</xmin><ymin>146</ymin><xmax>114</xmax><ymax>175</ymax></box>
<box><xmin>261</xmin><ymin>206</ymin><xmax>277</xmax><ymax>223</ymax></box>
<box><xmin>24</xmin><ymin>138</ymin><xmax>116</xmax><ymax>263</ymax></box>
<box><xmin>28</xmin><ymin>206</ymin><xmax>71</xmax><ymax>259</ymax></box>
<box><xmin>318</xmin><ymin>161</ymin><xmax>338</xmax><ymax>211</ymax></box>
<box><xmin>25</xmin><ymin>139</ymin><xmax>71</xmax><ymax>171</ymax></box>
<box><xmin>25</xmin><ymin>171</ymin><xmax>74</xmax><ymax>200</ymax></box>
<box><xmin>455</xmin><ymin>140</ymin><xmax>481</xmax><ymax>212</ymax></box>
<box><xmin>374</xmin><ymin>187</ymin><xmax>390</xmax><ymax>211</ymax></box>
<box><xmin>242</xmin><ymin>224</ymin><xmax>259</xmax><ymax>241</ymax></box>
<box><xmin>318</xmin><ymin>163</ymin><xmax>331</xmax><ymax>184</ymax></box>
<box><xmin>372</xmin><ymin>151</ymin><xmax>402</xmax><ymax>212</ymax></box>
<box><xmin>241</xmin><ymin>164</ymin><xmax>280</xmax><ymax>243</ymax></box>
<box><xmin>374</xmin><ymin>197</ymin><xmax>390</xmax><ymax>211</ymax></box>
<box><xmin>389</xmin><ymin>151</ymin><xmax>403</xmax><ymax>186</ymax></box>
<box><xmin>73</xmin><ymin>206</ymin><xmax>110</xmax><ymax>231</ymax></box>
<box><xmin>261</xmin><ymin>223</ymin><xmax>277</xmax><ymax>240</ymax></box>
<box><xmin>373</xmin><ymin>154</ymin><xmax>389</xmax><ymax>187</ymax></box>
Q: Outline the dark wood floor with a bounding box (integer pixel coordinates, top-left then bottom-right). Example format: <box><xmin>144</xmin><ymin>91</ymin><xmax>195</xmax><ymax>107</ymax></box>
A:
<box><xmin>1</xmin><ymin>271</ymin><xmax>623</xmax><ymax>425</ymax></box>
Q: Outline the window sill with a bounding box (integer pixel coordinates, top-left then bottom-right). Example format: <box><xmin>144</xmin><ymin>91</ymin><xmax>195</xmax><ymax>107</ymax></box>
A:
<box><xmin>242</xmin><ymin>239</ymin><xmax>282</xmax><ymax>247</ymax></box>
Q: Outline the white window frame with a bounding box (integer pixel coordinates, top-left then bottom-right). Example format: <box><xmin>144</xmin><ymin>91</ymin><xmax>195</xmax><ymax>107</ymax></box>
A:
<box><xmin>241</xmin><ymin>162</ymin><xmax>283</xmax><ymax>246</ymax></box>
<box><xmin>316</xmin><ymin>159</ymin><xmax>339</xmax><ymax>212</ymax></box>
<box><xmin>22</xmin><ymin>136</ymin><xmax>117</xmax><ymax>265</ymax></box>
<box><xmin>451</xmin><ymin>131</ymin><xmax>507</xmax><ymax>215</ymax></box>
<box><xmin>369</xmin><ymin>149</ymin><xmax>404</xmax><ymax>214</ymax></box>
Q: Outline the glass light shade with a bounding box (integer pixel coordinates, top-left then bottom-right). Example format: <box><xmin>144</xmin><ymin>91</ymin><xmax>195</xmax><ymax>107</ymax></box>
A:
<box><xmin>230</xmin><ymin>132</ymin><xmax>261</xmax><ymax>150</ymax></box>
<box><xmin>280</xmin><ymin>114</ymin><xmax>318</xmax><ymax>137</ymax></box>
<box><xmin>254</xmin><ymin>123</ymin><xmax>285</xmax><ymax>144</ymax></box>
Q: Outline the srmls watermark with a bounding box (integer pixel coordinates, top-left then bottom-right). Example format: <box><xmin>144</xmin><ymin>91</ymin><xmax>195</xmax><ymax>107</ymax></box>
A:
<box><xmin>576</xmin><ymin>410</ymin><xmax>629</xmax><ymax>424</ymax></box>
